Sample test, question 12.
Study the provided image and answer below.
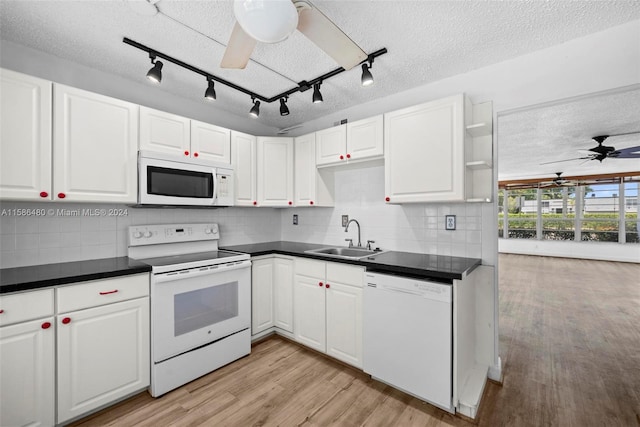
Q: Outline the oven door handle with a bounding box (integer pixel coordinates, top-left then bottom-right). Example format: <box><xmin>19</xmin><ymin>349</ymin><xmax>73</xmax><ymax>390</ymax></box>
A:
<box><xmin>153</xmin><ymin>259</ymin><xmax>251</xmax><ymax>283</ymax></box>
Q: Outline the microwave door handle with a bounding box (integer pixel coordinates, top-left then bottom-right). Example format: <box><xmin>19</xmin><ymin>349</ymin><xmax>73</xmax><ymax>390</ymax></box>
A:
<box><xmin>213</xmin><ymin>170</ymin><xmax>219</xmax><ymax>202</ymax></box>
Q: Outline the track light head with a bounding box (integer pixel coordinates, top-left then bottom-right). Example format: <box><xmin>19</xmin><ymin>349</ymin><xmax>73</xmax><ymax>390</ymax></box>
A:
<box><xmin>249</xmin><ymin>99</ymin><xmax>260</xmax><ymax>118</ymax></box>
<box><xmin>361</xmin><ymin>63</ymin><xmax>373</xmax><ymax>87</ymax></box>
<box><xmin>204</xmin><ymin>78</ymin><xmax>216</xmax><ymax>101</ymax></box>
<box><xmin>312</xmin><ymin>83</ymin><xmax>323</xmax><ymax>104</ymax></box>
<box><xmin>146</xmin><ymin>54</ymin><xmax>163</xmax><ymax>84</ymax></box>
<box><xmin>279</xmin><ymin>97</ymin><xmax>290</xmax><ymax>116</ymax></box>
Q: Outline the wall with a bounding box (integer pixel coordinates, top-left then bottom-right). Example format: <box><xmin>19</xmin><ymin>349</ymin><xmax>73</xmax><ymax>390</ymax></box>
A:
<box><xmin>0</xmin><ymin>202</ymin><xmax>280</xmax><ymax>268</ymax></box>
<box><xmin>281</xmin><ymin>163</ymin><xmax>490</xmax><ymax>262</ymax></box>
<box><xmin>499</xmin><ymin>239</ymin><xmax>640</xmax><ymax>263</ymax></box>
<box><xmin>0</xmin><ymin>40</ymin><xmax>277</xmax><ymax>137</ymax></box>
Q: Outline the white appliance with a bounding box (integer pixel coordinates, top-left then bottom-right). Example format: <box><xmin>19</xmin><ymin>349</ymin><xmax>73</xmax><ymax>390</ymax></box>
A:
<box><xmin>363</xmin><ymin>272</ymin><xmax>453</xmax><ymax>412</ymax></box>
<box><xmin>128</xmin><ymin>223</ymin><xmax>251</xmax><ymax>397</ymax></box>
<box><xmin>138</xmin><ymin>151</ymin><xmax>234</xmax><ymax>207</ymax></box>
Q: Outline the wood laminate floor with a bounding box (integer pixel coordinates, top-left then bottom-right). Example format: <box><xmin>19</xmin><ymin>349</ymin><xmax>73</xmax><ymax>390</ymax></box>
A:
<box><xmin>70</xmin><ymin>254</ymin><xmax>640</xmax><ymax>427</ymax></box>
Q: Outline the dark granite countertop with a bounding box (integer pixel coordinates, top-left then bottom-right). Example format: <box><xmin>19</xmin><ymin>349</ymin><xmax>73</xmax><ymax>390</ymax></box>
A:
<box><xmin>221</xmin><ymin>241</ymin><xmax>481</xmax><ymax>282</ymax></box>
<box><xmin>0</xmin><ymin>257</ymin><xmax>151</xmax><ymax>294</ymax></box>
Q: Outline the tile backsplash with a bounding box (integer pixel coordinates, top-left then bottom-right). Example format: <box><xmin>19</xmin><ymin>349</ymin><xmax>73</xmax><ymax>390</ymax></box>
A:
<box><xmin>0</xmin><ymin>202</ymin><xmax>280</xmax><ymax>268</ymax></box>
<box><xmin>280</xmin><ymin>163</ymin><xmax>487</xmax><ymax>259</ymax></box>
<box><xmin>0</xmin><ymin>164</ymin><xmax>493</xmax><ymax>269</ymax></box>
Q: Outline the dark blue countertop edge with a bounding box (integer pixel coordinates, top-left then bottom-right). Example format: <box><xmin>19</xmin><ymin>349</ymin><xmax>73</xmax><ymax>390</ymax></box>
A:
<box><xmin>221</xmin><ymin>241</ymin><xmax>481</xmax><ymax>282</ymax></box>
<box><xmin>0</xmin><ymin>257</ymin><xmax>151</xmax><ymax>294</ymax></box>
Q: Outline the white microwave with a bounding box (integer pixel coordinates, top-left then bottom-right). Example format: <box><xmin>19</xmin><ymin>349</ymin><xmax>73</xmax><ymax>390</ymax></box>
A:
<box><xmin>138</xmin><ymin>151</ymin><xmax>234</xmax><ymax>207</ymax></box>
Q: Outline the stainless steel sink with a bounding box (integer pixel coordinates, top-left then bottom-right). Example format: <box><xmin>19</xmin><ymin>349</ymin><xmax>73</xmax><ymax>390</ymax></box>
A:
<box><xmin>304</xmin><ymin>246</ymin><xmax>385</xmax><ymax>260</ymax></box>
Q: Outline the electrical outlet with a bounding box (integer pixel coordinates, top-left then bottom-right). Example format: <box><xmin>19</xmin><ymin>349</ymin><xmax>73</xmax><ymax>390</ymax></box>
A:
<box><xmin>445</xmin><ymin>215</ymin><xmax>456</xmax><ymax>230</ymax></box>
<box><xmin>342</xmin><ymin>215</ymin><xmax>349</xmax><ymax>227</ymax></box>
<box><xmin>293</xmin><ymin>214</ymin><xmax>298</xmax><ymax>225</ymax></box>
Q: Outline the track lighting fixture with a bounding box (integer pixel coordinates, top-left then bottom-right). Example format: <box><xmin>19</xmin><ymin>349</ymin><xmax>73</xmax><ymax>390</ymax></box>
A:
<box><xmin>146</xmin><ymin>53</ymin><xmax>163</xmax><ymax>84</ymax></box>
<box><xmin>279</xmin><ymin>97</ymin><xmax>290</xmax><ymax>116</ymax></box>
<box><xmin>204</xmin><ymin>78</ymin><xmax>216</xmax><ymax>101</ymax></box>
<box><xmin>312</xmin><ymin>83</ymin><xmax>323</xmax><ymax>104</ymax></box>
<box><xmin>361</xmin><ymin>63</ymin><xmax>374</xmax><ymax>87</ymax></box>
<box><xmin>249</xmin><ymin>99</ymin><xmax>260</xmax><ymax>118</ymax></box>
<box><xmin>124</xmin><ymin>38</ymin><xmax>387</xmax><ymax>118</ymax></box>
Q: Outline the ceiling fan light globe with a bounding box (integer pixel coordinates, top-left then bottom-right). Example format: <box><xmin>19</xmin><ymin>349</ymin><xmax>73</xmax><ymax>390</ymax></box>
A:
<box><xmin>234</xmin><ymin>0</ymin><xmax>299</xmax><ymax>43</ymax></box>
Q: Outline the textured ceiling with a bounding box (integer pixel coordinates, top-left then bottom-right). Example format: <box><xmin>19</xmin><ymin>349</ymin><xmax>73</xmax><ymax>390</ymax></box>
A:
<box><xmin>498</xmin><ymin>86</ymin><xmax>640</xmax><ymax>181</ymax></box>
<box><xmin>1</xmin><ymin>0</ymin><xmax>639</xmax><ymax>133</ymax></box>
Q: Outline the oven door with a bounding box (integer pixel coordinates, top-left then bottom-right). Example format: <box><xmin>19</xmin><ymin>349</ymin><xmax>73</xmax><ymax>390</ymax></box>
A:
<box><xmin>151</xmin><ymin>260</ymin><xmax>250</xmax><ymax>363</ymax></box>
<box><xmin>139</xmin><ymin>156</ymin><xmax>217</xmax><ymax>206</ymax></box>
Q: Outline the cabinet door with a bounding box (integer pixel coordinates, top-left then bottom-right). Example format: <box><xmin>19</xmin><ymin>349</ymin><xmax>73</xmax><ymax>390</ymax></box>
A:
<box><xmin>57</xmin><ymin>297</ymin><xmax>150</xmax><ymax>424</ymax></box>
<box><xmin>326</xmin><ymin>282</ymin><xmax>363</xmax><ymax>368</ymax></box>
<box><xmin>384</xmin><ymin>95</ymin><xmax>465</xmax><ymax>203</ymax></box>
<box><xmin>53</xmin><ymin>84</ymin><xmax>138</xmax><ymax>203</ymax></box>
<box><xmin>139</xmin><ymin>106</ymin><xmax>190</xmax><ymax>157</ymax></box>
<box><xmin>293</xmin><ymin>274</ymin><xmax>326</xmax><ymax>352</ymax></box>
<box><xmin>0</xmin><ymin>317</ymin><xmax>55</xmax><ymax>427</ymax></box>
<box><xmin>231</xmin><ymin>131</ymin><xmax>257</xmax><ymax>206</ymax></box>
<box><xmin>273</xmin><ymin>257</ymin><xmax>294</xmax><ymax>333</ymax></box>
<box><xmin>0</xmin><ymin>69</ymin><xmax>52</xmax><ymax>201</ymax></box>
<box><xmin>251</xmin><ymin>259</ymin><xmax>274</xmax><ymax>335</ymax></box>
<box><xmin>294</xmin><ymin>132</ymin><xmax>316</xmax><ymax>206</ymax></box>
<box><xmin>346</xmin><ymin>115</ymin><xmax>383</xmax><ymax>162</ymax></box>
<box><xmin>256</xmin><ymin>137</ymin><xmax>294</xmax><ymax>207</ymax></box>
<box><xmin>191</xmin><ymin>120</ymin><xmax>231</xmax><ymax>163</ymax></box>
<box><xmin>315</xmin><ymin>125</ymin><xmax>346</xmax><ymax>166</ymax></box>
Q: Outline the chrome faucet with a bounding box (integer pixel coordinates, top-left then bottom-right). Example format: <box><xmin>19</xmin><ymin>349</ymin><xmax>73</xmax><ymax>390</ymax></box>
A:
<box><xmin>345</xmin><ymin>219</ymin><xmax>362</xmax><ymax>248</ymax></box>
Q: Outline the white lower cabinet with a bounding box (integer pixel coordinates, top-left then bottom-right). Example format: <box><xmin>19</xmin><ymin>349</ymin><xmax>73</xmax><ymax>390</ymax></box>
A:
<box><xmin>251</xmin><ymin>256</ymin><xmax>294</xmax><ymax>336</ymax></box>
<box><xmin>251</xmin><ymin>258</ymin><xmax>275</xmax><ymax>334</ymax></box>
<box><xmin>294</xmin><ymin>258</ymin><xmax>364</xmax><ymax>368</ymax></box>
<box><xmin>0</xmin><ymin>290</ymin><xmax>55</xmax><ymax>427</ymax></box>
<box><xmin>57</xmin><ymin>297</ymin><xmax>149</xmax><ymax>423</ymax></box>
<box><xmin>56</xmin><ymin>274</ymin><xmax>150</xmax><ymax>424</ymax></box>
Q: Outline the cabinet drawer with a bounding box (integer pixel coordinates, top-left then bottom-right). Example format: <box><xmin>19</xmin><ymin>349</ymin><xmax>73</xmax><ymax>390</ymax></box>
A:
<box><xmin>294</xmin><ymin>258</ymin><xmax>325</xmax><ymax>278</ymax></box>
<box><xmin>0</xmin><ymin>289</ymin><xmax>54</xmax><ymax>326</ymax></box>
<box><xmin>326</xmin><ymin>262</ymin><xmax>364</xmax><ymax>287</ymax></box>
<box><xmin>57</xmin><ymin>273</ymin><xmax>149</xmax><ymax>313</ymax></box>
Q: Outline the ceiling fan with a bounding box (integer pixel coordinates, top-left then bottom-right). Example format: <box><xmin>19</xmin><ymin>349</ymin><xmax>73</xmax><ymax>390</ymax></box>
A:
<box><xmin>540</xmin><ymin>132</ymin><xmax>640</xmax><ymax>165</ymax></box>
<box><xmin>539</xmin><ymin>172</ymin><xmax>574</xmax><ymax>187</ymax></box>
<box><xmin>221</xmin><ymin>0</ymin><xmax>368</xmax><ymax>70</ymax></box>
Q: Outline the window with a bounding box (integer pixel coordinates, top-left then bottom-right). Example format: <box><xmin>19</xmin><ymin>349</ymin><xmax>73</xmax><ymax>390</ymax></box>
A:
<box><xmin>540</xmin><ymin>186</ymin><xmax>575</xmax><ymax>241</ymax></box>
<box><xmin>624</xmin><ymin>180</ymin><xmax>639</xmax><ymax>244</ymax></box>
<box><xmin>499</xmin><ymin>175</ymin><xmax>639</xmax><ymax>244</ymax></box>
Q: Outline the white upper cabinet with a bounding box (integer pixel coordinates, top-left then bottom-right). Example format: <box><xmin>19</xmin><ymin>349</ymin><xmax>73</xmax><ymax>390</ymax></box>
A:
<box><xmin>53</xmin><ymin>84</ymin><xmax>139</xmax><ymax>203</ymax></box>
<box><xmin>231</xmin><ymin>131</ymin><xmax>257</xmax><ymax>206</ymax></box>
<box><xmin>315</xmin><ymin>115</ymin><xmax>383</xmax><ymax>167</ymax></box>
<box><xmin>140</xmin><ymin>107</ymin><xmax>231</xmax><ymax>163</ymax></box>
<box><xmin>0</xmin><ymin>69</ymin><xmax>52</xmax><ymax>201</ymax></box>
<box><xmin>191</xmin><ymin>120</ymin><xmax>231</xmax><ymax>163</ymax></box>
<box><xmin>315</xmin><ymin>125</ymin><xmax>346</xmax><ymax>166</ymax></box>
<box><xmin>139</xmin><ymin>107</ymin><xmax>190</xmax><ymax>156</ymax></box>
<box><xmin>384</xmin><ymin>94</ymin><xmax>467</xmax><ymax>204</ymax></box>
<box><xmin>346</xmin><ymin>115</ymin><xmax>384</xmax><ymax>162</ymax></box>
<box><xmin>256</xmin><ymin>137</ymin><xmax>294</xmax><ymax>207</ymax></box>
<box><xmin>294</xmin><ymin>132</ymin><xmax>334</xmax><ymax>207</ymax></box>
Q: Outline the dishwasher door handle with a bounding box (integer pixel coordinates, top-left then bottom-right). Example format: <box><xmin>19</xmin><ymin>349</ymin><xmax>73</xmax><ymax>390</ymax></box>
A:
<box><xmin>380</xmin><ymin>285</ymin><xmax>424</xmax><ymax>296</ymax></box>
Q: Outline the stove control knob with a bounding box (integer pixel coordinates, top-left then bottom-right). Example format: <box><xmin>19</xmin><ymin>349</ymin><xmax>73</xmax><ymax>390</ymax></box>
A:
<box><xmin>133</xmin><ymin>231</ymin><xmax>142</xmax><ymax>239</ymax></box>
<box><xmin>211</xmin><ymin>224</ymin><xmax>219</xmax><ymax>234</ymax></box>
<box><xmin>204</xmin><ymin>228</ymin><xmax>212</xmax><ymax>234</ymax></box>
<box><xmin>144</xmin><ymin>231</ymin><xmax>152</xmax><ymax>238</ymax></box>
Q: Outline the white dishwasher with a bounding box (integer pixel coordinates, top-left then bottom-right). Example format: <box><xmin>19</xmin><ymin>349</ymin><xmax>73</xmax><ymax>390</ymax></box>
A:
<box><xmin>363</xmin><ymin>272</ymin><xmax>453</xmax><ymax>412</ymax></box>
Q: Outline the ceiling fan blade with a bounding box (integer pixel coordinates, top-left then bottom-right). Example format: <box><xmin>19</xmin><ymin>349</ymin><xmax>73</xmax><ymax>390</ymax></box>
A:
<box><xmin>220</xmin><ymin>22</ymin><xmax>257</xmax><ymax>69</ymax></box>
<box><xmin>295</xmin><ymin>1</ymin><xmax>367</xmax><ymax>70</ymax></box>
<box><xmin>540</xmin><ymin>156</ymin><xmax>592</xmax><ymax>165</ymax></box>
<box><xmin>609</xmin><ymin>145</ymin><xmax>640</xmax><ymax>158</ymax></box>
